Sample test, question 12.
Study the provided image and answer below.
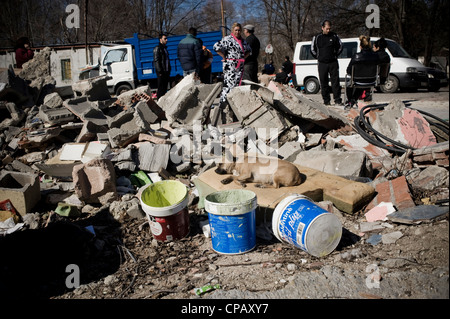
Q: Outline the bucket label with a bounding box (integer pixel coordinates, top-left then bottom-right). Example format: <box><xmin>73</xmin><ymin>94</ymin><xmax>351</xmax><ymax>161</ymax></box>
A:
<box><xmin>208</xmin><ymin>211</ymin><xmax>256</xmax><ymax>254</ymax></box>
<box><xmin>278</xmin><ymin>198</ymin><xmax>328</xmax><ymax>251</ymax></box>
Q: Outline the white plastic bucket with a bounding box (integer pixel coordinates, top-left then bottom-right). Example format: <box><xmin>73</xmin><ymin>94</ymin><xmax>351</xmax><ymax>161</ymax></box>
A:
<box><xmin>272</xmin><ymin>194</ymin><xmax>342</xmax><ymax>257</ymax></box>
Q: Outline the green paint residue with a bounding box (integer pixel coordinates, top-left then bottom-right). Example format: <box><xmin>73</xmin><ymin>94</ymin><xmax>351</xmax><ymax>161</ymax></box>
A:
<box><xmin>141</xmin><ymin>180</ymin><xmax>187</xmax><ymax>208</ymax></box>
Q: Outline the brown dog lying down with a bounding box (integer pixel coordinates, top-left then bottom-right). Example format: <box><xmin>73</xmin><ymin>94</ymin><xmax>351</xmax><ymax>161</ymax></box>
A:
<box><xmin>215</xmin><ymin>154</ymin><xmax>303</xmax><ymax>188</ymax></box>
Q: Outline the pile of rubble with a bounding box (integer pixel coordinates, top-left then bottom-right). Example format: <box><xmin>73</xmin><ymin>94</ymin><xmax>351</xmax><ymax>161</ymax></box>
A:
<box><xmin>0</xmin><ymin>56</ymin><xmax>448</xmax><ymax>298</ymax></box>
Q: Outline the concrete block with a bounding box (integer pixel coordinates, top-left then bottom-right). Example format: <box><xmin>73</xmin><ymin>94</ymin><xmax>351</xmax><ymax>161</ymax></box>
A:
<box><xmin>72</xmin><ymin>158</ymin><xmax>117</xmax><ymax>205</ymax></box>
<box><xmin>137</xmin><ymin>142</ymin><xmax>170</xmax><ymax>172</ymax></box>
<box><xmin>292</xmin><ymin>149</ymin><xmax>372</xmax><ymax>177</ymax></box>
<box><xmin>107</xmin><ymin>107</ymin><xmax>151</xmax><ymax>148</ymax></box>
<box><xmin>0</xmin><ymin>171</ymin><xmax>41</xmax><ymax>216</ymax></box>
<box><xmin>43</xmin><ymin>92</ymin><xmax>63</xmax><ymax>108</ymax></box>
<box><xmin>38</xmin><ymin>106</ymin><xmax>75</xmax><ymax>125</ymax></box>
<box><xmin>135</xmin><ymin>100</ymin><xmax>158</xmax><ymax>125</ymax></box>
<box><xmin>71</xmin><ymin>75</ymin><xmax>111</xmax><ymax>101</ymax></box>
<box><xmin>365</xmin><ymin>176</ymin><xmax>416</xmax><ymax>212</ymax></box>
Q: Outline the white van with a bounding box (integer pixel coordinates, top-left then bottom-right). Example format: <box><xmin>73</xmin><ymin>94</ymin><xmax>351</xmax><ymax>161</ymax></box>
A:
<box><xmin>292</xmin><ymin>37</ymin><xmax>448</xmax><ymax>94</ymax></box>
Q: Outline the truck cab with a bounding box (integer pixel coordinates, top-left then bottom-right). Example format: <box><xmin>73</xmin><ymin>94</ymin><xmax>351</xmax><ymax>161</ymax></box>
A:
<box><xmin>96</xmin><ymin>31</ymin><xmax>224</xmax><ymax>96</ymax></box>
<box><xmin>99</xmin><ymin>44</ymin><xmax>136</xmax><ymax>95</ymax></box>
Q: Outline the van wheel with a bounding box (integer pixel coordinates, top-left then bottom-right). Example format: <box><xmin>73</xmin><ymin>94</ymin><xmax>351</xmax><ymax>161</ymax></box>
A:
<box><xmin>304</xmin><ymin>78</ymin><xmax>320</xmax><ymax>94</ymax></box>
<box><xmin>380</xmin><ymin>75</ymin><xmax>399</xmax><ymax>93</ymax></box>
<box><xmin>115</xmin><ymin>84</ymin><xmax>132</xmax><ymax>96</ymax></box>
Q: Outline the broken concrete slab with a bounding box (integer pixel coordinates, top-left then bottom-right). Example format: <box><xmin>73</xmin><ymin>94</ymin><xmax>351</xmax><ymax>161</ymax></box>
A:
<box><xmin>71</xmin><ymin>75</ymin><xmax>112</xmax><ymax>101</ymax></box>
<box><xmin>0</xmin><ymin>170</ymin><xmax>41</xmax><ymax>216</ymax></box>
<box><xmin>63</xmin><ymin>97</ymin><xmax>108</xmax><ymax>126</ymax></box>
<box><xmin>135</xmin><ymin>100</ymin><xmax>159</xmax><ymax>125</ymax></box>
<box><xmin>195</xmin><ymin>155</ymin><xmax>375</xmax><ymax>214</ymax></box>
<box><xmin>72</xmin><ymin>158</ymin><xmax>117</xmax><ymax>205</ymax></box>
<box><xmin>157</xmin><ymin>74</ymin><xmax>222</xmax><ymax>126</ymax></box>
<box><xmin>292</xmin><ymin>149</ymin><xmax>372</xmax><ymax>177</ymax></box>
<box><xmin>226</xmin><ymin>86</ymin><xmax>288</xmax><ymax>133</ymax></box>
<box><xmin>268</xmin><ymin>82</ymin><xmax>347</xmax><ymax>129</ymax></box>
<box><xmin>405</xmin><ymin>166</ymin><xmax>449</xmax><ymax>192</ymax></box>
<box><xmin>75</xmin><ymin>120</ymin><xmax>108</xmax><ymax>143</ymax></box>
<box><xmin>35</xmin><ymin>151</ymin><xmax>79</xmax><ymax>179</ymax></box>
<box><xmin>18</xmin><ymin>126</ymin><xmax>62</xmax><ymax>150</ymax></box>
<box><xmin>367</xmin><ymin>100</ymin><xmax>438</xmax><ymax>149</ymax></box>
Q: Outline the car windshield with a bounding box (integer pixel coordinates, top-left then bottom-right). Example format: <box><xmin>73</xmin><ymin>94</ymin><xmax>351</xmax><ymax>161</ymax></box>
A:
<box><xmin>386</xmin><ymin>40</ymin><xmax>411</xmax><ymax>58</ymax></box>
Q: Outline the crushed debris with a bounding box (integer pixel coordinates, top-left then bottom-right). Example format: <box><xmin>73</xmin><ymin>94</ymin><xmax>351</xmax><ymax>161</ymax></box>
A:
<box><xmin>0</xmin><ymin>60</ymin><xmax>448</xmax><ymax>300</ymax></box>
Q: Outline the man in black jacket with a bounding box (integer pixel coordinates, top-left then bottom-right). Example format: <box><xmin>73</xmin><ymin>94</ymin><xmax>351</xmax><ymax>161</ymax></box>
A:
<box><xmin>311</xmin><ymin>20</ymin><xmax>343</xmax><ymax>106</ymax></box>
<box><xmin>153</xmin><ymin>33</ymin><xmax>171</xmax><ymax>99</ymax></box>
<box><xmin>243</xmin><ymin>24</ymin><xmax>260</xmax><ymax>83</ymax></box>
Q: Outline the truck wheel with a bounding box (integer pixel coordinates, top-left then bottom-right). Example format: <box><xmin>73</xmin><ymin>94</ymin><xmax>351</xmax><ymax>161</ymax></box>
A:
<box><xmin>380</xmin><ymin>75</ymin><xmax>399</xmax><ymax>93</ymax></box>
<box><xmin>115</xmin><ymin>84</ymin><xmax>132</xmax><ymax>96</ymax></box>
<box><xmin>304</xmin><ymin>78</ymin><xmax>320</xmax><ymax>94</ymax></box>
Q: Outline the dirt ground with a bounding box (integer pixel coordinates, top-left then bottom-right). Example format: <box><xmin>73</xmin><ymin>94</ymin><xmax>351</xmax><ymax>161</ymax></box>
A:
<box><xmin>32</xmin><ymin>187</ymin><xmax>446</xmax><ymax>301</ymax></box>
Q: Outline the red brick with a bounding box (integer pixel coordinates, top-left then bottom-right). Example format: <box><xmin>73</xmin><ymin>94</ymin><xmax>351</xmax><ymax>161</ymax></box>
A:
<box><xmin>391</xmin><ymin>176</ymin><xmax>416</xmax><ymax>210</ymax></box>
<box><xmin>365</xmin><ymin>176</ymin><xmax>415</xmax><ymax>212</ymax></box>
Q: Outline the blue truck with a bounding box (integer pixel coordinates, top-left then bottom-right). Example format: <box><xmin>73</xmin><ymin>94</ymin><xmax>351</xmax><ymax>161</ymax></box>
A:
<box><xmin>94</xmin><ymin>31</ymin><xmax>224</xmax><ymax>95</ymax></box>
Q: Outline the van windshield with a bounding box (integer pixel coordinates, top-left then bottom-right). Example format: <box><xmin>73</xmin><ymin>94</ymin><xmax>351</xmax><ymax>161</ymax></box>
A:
<box><xmin>386</xmin><ymin>40</ymin><xmax>411</xmax><ymax>58</ymax></box>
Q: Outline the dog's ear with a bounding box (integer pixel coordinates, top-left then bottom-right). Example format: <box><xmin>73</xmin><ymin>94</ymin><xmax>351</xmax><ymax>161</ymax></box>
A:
<box><xmin>224</xmin><ymin>148</ymin><xmax>236</xmax><ymax>163</ymax></box>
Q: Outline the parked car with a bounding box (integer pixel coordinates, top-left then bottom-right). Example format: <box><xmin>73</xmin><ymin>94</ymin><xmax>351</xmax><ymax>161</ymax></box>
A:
<box><xmin>292</xmin><ymin>37</ymin><xmax>448</xmax><ymax>94</ymax></box>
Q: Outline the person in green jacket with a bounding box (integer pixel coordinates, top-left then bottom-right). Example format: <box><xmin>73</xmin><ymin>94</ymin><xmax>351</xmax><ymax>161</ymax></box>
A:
<box><xmin>177</xmin><ymin>27</ymin><xmax>203</xmax><ymax>77</ymax></box>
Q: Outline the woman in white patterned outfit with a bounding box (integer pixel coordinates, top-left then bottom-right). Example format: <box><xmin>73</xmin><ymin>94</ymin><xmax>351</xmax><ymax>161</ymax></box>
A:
<box><xmin>213</xmin><ymin>23</ymin><xmax>252</xmax><ymax>103</ymax></box>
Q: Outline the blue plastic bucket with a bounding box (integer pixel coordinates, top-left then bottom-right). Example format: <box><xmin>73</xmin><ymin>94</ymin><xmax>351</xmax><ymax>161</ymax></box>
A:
<box><xmin>205</xmin><ymin>190</ymin><xmax>257</xmax><ymax>254</ymax></box>
<box><xmin>272</xmin><ymin>194</ymin><xmax>342</xmax><ymax>257</ymax></box>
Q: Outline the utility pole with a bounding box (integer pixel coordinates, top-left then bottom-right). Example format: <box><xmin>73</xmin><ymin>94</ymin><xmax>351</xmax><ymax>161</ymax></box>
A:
<box><xmin>220</xmin><ymin>0</ymin><xmax>226</xmax><ymax>37</ymax></box>
<box><xmin>85</xmin><ymin>0</ymin><xmax>89</xmax><ymax>65</ymax></box>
